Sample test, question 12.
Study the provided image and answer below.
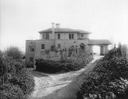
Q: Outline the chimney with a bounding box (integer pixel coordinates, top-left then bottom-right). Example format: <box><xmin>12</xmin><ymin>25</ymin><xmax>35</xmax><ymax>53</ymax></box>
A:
<box><xmin>52</xmin><ymin>23</ymin><xmax>54</xmax><ymax>28</ymax></box>
<box><xmin>51</xmin><ymin>23</ymin><xmax>55</xmax><ymax>39</ymax></box>
<box><xmin>56</xmin><ymin>23</ymin><xmax>60</xmax><ymax>28</ymax></box>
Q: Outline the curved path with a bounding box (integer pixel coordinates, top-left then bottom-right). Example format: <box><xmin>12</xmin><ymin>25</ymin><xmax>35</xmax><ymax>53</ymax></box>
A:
<box><xmin>29</xmin><ymin>55</ymin><xmax>103</xmax><ymax>99</ymax></box>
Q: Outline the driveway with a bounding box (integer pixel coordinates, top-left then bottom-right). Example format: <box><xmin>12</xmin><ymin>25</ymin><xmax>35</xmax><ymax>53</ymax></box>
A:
<box><xmin>29</xmin><ymin>55</ymin><xmax>103</xmax><ymax>99</ymax></box>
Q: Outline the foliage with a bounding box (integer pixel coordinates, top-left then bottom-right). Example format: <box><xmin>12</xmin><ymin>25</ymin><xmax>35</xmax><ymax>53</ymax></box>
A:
<box><xmin>0</xmin><ymin>84</ymin><xmax>26</xmax><ymax>99</ymax></box>
<box><xmin>35</xmin><ymin>59</ymin><xmax>72</xmax><ymax>73</ymax></box>
<box><xmin>50</xmin><ymin>45</ymin><xmax>56</xmax><ymax>51</ymax></box>
<box><xmin>26</xmin><ymin>61</ymin><xmax>34</xmax><ymax>68</ymax></box>
<box><xmin>77</xmin><ymin>45</ymin><xmax>128</xmax><ymax>99</ymax></box>
<box><xmin>4</xmin><ymin>46</ymin><xmax>23</xmax><ymax>60</ymax></box>
<box><xmin>35</xmin><ymin>51</ymin><xmax>93</xmax><ymax>73</ymax></box>
<box><xmin>0</xmin><ymin>49</ymin><xmax>34</xmax><ymax>99</ymax></box>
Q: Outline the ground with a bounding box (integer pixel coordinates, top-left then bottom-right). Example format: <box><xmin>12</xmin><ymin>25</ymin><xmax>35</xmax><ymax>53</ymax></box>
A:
<box><xmin>29</xmin><ymin>55</ymin><xmax>103</xmax><ymax>99</ymax></box>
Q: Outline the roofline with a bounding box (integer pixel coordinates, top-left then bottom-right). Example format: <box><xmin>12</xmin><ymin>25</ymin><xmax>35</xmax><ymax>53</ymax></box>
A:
<box><xmin>38</xmin><ymin>28</ymin><xmax>91</xmax><ymax>34</ymax></box>
<box><xmin>39</xmin><ymin>31</ymin><xmax>90</xmax><ymax>34</ymax></box>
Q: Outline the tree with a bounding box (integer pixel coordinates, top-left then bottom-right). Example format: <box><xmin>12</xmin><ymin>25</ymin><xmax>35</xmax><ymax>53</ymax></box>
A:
<box><xmin>4</xmin><ymin>46</ymin><xmax>23</xmax><ymax>60</ymax></box>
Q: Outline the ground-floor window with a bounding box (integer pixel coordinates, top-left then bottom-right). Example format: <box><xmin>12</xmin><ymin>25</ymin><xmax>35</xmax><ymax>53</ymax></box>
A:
<box><xmin>41</xmin><ymin>44</ymin><xmax>45</xmax><ymax>49</ymax></box>
<box><xmin>58</xmin><ymin>44</ymin><xmax>61</xmax><ymax>48</ymax></box>
<box><xmin>29</xmin><ymin>57</ymin><xmax>33</xmax><ymax>62</ymax></box>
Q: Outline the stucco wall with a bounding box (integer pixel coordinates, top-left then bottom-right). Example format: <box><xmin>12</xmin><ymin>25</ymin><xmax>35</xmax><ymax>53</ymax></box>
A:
<box><xmin>26</xmin><ymin>38</ymin><xmax>90</xmax><ymax>63</ymax></box>
<box><xmin>55</xmin><ymin>39</ymin><xmax>89</xmax><ymax>49</ymax></box>
<box><xmin>40</xmin><ymin>32</ymin><xmax>78</xmax><ymax>40</ymax></box>
<box><xmin>26</xmin><ymin>40</ymin><xmax>55</xmax><ymax>62</ymax></box>
<box><xmin>25</xmin><ymin>40</ymin><xmax>35</xmax><ymax>63</ymax></box>
<box><xmin>55</xmin><ymin>33</ymin><xmax>78</xmax><ymax>40</ymax></box>
<box><xmin>34</xmin><ymin>40</ymin><xmax>54</xmax><ymax>59</ymax></box>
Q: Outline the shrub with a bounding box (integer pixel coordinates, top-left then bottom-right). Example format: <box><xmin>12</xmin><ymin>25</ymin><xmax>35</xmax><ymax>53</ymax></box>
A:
<box><xmin>35</xmin><ymin>47</ymin><xmax>93</xmax><ymax>73</ymax></box>
<box><xmin>0</xmin><ymin>50</ymin><xmax>34</xmax><ymax>99</ymax></box>
<box><xmin>77</xmin><ymin>45</ymin><xmax>128</xmax><ymax>99</ymax></box>
<box><xmin>4</xmin><ymin>46</ymin><xmax>23</xmax><ymax>60</ymax></box>
<box><xmin>0</xmin><ymin>84</ymin><xmax>26</xmax><ymax>99</ymax></box>
<box><xmin>35</xmin><ymin>59</ymin><xmax>65</xmax><ymax>73</ymax></box>
<box><xmin>15</xmin><ymin>68</ymin><xmax>35</xmax><ymax>95</ymax></box>
<box><xmin>35</xmin><ymin>56</ymin><xmax>92</xmax><ymax>73</ymax></box>
<box><xmin>26</xmin><ymin>61</ymin><xmax>34</xmax><ymax>68</ymax></box>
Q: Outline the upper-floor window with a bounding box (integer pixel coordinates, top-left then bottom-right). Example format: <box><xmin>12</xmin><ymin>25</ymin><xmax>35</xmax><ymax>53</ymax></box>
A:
<box><xmin>57</xmin><ymin>34</ymin><xmax>61</xmax><ymax>39</ymax></box>
<box><xmin>41</xmin><ymin>44</ymin><xmax>45</xmax><ymax>49</ymax></box>
<box><xmin>81</xmin><ymin>34</ymin><xmax>84</xmax><ymax>37</ymax></box>
<box><xmin>69</xmin><ymin>34</ymin><xmax>74</xmax><ymax>39</ymax></box>
<box><xmin>46</xmin><ymin>33</ymin><xmax>49</xmax><ymax>39</ymax></box>
<box><xmin>43</xmin><ymin>33</ymin><xmax>49</xmax><ymax>39</ymax></box>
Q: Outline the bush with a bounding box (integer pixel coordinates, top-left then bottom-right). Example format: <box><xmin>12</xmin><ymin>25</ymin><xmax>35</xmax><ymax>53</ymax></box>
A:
<box><xmin>0</xmin><ymin>50</ymin><xmax>34</xmax><ymax>99</ymax></box>
<box><xmin>35</xmin><ymin>56</ymin><xmax>92</xmax><ymax>73</ymax></box>
<box><xmin>15</xmin><ymin>68</ymin><xmax>35</xmax><ymax>95</ymax></box>
<box><xmin>4</xmin><ymin>46</ymin><xmax>23</xmax><ymax>60</ymax></box>
<box><xmin>26</xmin><ymin>61</ymin><xmax>34</xmax><ymax>68</ymax></box>
<box><xmin>77</xmin><ymin>45</ymin><xmax>128</xmax><ymax>99</ymax></box>
<box><xmin>35</xmin><ymin>48</ymin><xmax>93</xmax><ymax>73</ymax></box>
<box><xmin>0</xmin><ymin>84</ymin><xmax>26</xmax><ymax>99</ymax></box>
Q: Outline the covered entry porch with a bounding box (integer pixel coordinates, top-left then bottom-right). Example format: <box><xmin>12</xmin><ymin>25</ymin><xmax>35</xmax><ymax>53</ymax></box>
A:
<box><xmin>88</xmin><ymin>39</ymin><xmax>111</xmax><ymax>55</ymax></box>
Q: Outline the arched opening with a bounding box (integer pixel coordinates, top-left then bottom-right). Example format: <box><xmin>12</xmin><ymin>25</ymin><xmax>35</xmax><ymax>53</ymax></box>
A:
<box><xmin>93</xmin><ymin>45</ymin><xmax>100</xmax><ymax>55</ymax></box>
<box><xmin>80</xmin><ymin>43</ymin><xmax>85</xmax><ymax>50</ymax></box>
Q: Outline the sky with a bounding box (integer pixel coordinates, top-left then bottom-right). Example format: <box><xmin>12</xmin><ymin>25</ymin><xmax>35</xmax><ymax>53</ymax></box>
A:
<box><xmin>0</xmin><ymin>0</ymin><xmax>128</xmax><ymax>52</ymax></box>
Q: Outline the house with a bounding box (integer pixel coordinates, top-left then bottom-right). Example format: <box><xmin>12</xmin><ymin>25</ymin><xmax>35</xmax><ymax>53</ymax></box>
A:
<box><xmin>25</xmin><ymin>23</ymin><xmax>111</xmax><ymax>64</ymax></box>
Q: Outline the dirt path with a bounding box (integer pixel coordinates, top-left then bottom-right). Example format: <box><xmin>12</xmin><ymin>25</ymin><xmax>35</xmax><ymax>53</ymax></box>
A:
<box><xmin>29</xmin><ymin>55</ymin><xmax>103</xmax><ymax>99</ymax></box>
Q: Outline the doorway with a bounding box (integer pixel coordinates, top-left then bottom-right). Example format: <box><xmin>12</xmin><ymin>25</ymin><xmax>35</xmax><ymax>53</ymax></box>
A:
<box><xmin>93</xmin><ymin>45</ymin><xmax>100</xmax><ymax>55</ymax></box>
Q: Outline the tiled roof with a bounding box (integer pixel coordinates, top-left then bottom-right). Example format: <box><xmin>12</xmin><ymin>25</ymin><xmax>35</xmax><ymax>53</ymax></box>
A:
<box><xmin>39</xmin><ymin>28</ymin><xmax>90</xmax><ymax>34</ymax></box>
<box><xmin>88</xmin><ymin>39</ymin><xmax>111</xmax><ymax>45</ymax></box>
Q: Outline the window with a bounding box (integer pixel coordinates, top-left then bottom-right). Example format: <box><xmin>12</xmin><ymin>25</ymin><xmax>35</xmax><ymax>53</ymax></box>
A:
<box><xmin>29</xmin><ymin>46</ymin><xmax>34</xmax><ymax>52</ymax></box>
<box><xmin>30</xmin><ymin>57</ymin><xmax>33</xmax><ymax>62</ymax></box>
<box><xmin>46</xmin><ymin>33</ymin><xmax>49</xmax><ymax>39</ymax></box>
<box><xmin>69</xmin><ymin>34</ymin><xmax>72</xmax><ymax>39</ymax></box>
<box><xmin>41</xmin><ymin>44</ymin><xmax>45</xmax><ymax>49</ymax></box>
<box><xmin>43</xmin><ymin>33</ymin><xmax>49</xmax><ymax>39</ymax></box>
<box><xmin>72</xmin><ymin>34</ymin><xmax>74</xmax><ymax>39</ymax></box>
<box><xmin>81</xmin><ymin>34</ymin><xmax>84</xmax><ymax>37</ymax></box>
<box><xmin>69</xmin><ymin>34</ymin><xmax>74</xmax><ymax>39</ymax></box>
<box><xmin>58</xmin><ymin>44</ymin><xmax>61</xmax><ymax>48</ymax></box>
<box><xmin>58</xmin><ymin>34</ymin><xmax>61</xmax><ymax>39</ymax></box>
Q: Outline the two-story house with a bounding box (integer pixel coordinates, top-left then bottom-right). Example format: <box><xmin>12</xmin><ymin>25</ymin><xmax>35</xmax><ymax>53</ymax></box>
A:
<box><xmin>26</xmin><ymin>23</ymin><xmax>111</xmax><ymax>64</ymax></box>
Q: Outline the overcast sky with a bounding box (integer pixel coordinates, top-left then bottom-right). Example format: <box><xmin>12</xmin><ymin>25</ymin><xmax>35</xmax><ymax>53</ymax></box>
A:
<box><xmin>0</xmin><ymin>0</ymin><xmax>128</xmax><ymax>52</ymax></box>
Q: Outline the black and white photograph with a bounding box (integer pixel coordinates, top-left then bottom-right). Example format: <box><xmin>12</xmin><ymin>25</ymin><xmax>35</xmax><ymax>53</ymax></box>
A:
<box><xmin>0</xmin><ymin>0</ymin><xmax>128</xmax><ymax>99</ymax></box>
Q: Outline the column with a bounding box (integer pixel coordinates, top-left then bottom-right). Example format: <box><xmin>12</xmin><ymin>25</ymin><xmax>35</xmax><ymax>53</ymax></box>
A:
<box><xmin>100</xmin><ymin>45</ymin><xmax>108</xmax><ymax>55</ymax></box>
<box><xmin>100</xmin><ymin>46</ymin><xmax>104</xmax><ymax>55</ymax></box>
<box><xmin>89</xmin><ymin>45</ymin><xmax>93</xmax><ymax>54</ymax></box>
<box><xmin>104</xmin><ymin>45</ymin><xmax>108</xmax><ymax>54</ymax></box>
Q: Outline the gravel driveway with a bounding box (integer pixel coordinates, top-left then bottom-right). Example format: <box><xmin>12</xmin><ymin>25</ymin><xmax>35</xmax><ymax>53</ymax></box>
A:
<box><xmin>29</xmin><ymin>55</ymin><xmax>103</xmax><ymax>99</ymax></box>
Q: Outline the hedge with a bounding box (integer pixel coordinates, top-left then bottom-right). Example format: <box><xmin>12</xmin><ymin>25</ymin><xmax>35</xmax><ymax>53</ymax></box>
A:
<box><xmin>77</xmin><ymin>45</ymin><xmax>128</xmax><ymax>99</ymax></box>
<box><xmin>35</xmin><ymin>55</ymin><xmax>93</xmax><ymax>73</ymax></box>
